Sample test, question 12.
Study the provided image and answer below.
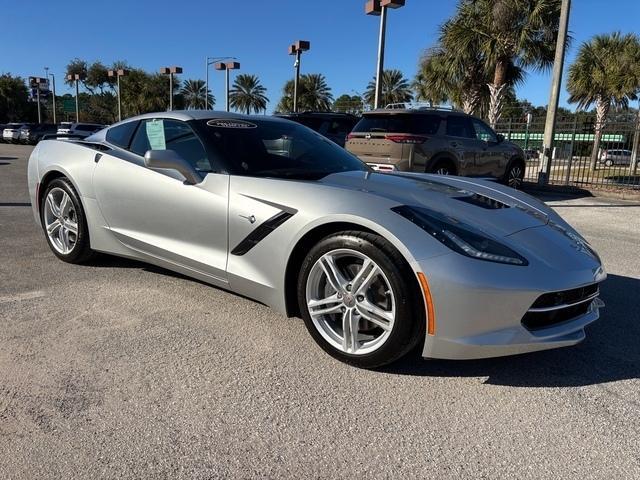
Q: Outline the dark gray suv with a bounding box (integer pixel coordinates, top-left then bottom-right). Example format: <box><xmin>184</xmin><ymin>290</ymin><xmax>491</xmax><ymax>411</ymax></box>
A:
<box><xmin>345</xmin><ymin>107</ymin><xmax>526</xmax><ymax>188</ymax></box>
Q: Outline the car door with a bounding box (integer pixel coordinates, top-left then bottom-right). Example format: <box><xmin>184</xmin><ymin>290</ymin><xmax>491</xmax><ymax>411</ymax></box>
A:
<box><xmin>443</xmin><ymin>115</ymin><xmax>481</xmax><ymax>175</ymax></box>
<box><xmin>93</xmin><ymin>118</ymin><xmax>229</xmax><ymax>284</ymax></box>
<box><xmin>470</xmin><ymin>118</ymin><xmax>503</xmax><ymax>176</ymax></box>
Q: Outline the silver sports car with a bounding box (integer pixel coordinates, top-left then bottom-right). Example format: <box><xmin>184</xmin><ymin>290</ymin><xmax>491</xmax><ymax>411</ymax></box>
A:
<box><xmin>27</xmin><ymin>111</ymin><xmax>606</xmax><ymax>368</ymax></box>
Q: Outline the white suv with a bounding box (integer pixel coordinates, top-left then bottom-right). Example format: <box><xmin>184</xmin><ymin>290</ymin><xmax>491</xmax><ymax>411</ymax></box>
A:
<box><xmin>56</xmin><ymin>122</ymin><xmax>105</xmax><ymax>138</ymax></box>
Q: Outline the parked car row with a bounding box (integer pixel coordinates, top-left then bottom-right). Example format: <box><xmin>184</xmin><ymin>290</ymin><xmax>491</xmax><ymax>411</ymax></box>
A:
<box><xmin>1</xmin><ymin>122</ymin><xmax>106</xmax><ymax>144</ymax></box>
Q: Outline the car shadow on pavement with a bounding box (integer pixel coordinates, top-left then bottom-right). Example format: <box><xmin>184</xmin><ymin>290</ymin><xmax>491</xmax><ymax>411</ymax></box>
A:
<box><xmin>383</xmin><ymin>274</ymin><xmax>640</xmax><ymax>387</ymax></box>
<box><xmin>0</xmin><ymin>156</ymin><xmax>17</xmax><ymax>160</ymax></box>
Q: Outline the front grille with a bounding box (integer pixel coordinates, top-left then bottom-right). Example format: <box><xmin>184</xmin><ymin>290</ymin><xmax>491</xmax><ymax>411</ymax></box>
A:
<box><xmin>522</xmin><ymin>283</ymin><xmax>599</xmax><ymax>331</ymax></box>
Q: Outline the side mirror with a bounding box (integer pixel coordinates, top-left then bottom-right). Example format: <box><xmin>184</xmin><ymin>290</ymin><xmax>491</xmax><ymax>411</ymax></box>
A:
<box><xmin>496</xmin><ymin>134</ymin><xmax>505</xmax><ymax>143</ymax></box>
<box><xmin>144</xmin><ymin>149</ymin><xmax>203</xmax><ymax>185</ymax></box>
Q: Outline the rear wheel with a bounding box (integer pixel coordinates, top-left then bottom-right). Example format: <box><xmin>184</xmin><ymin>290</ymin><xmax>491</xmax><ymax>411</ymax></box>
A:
<box><xmin>297</xmin><ymin>231</ymin><xmax>424</xmax><ymax>368</ymax></box>
<box><xmin>429</xmin><ymin>159</ymin><xmax>456</xmax><ymax>176</ymax></box>
<box><xmin>604</xmin><ymin>159</ymin><xmax>613</xmax><ymax>167</ymax></box>
<box><xmin>503</xmin><ymin>160</ymin><xmax>525</xmax><ymax>189</ymax></box>
<box><xmin>41</xmin><ymin>177</ymin><xmax>94</xmax><ymax>263</ymax></box>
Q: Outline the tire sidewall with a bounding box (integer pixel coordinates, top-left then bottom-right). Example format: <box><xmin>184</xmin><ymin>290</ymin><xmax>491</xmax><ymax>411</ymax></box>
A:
<box><xmin>297</xmin><ymin>232</ymin><xmax>424</xmax><ymax>368</ymax></box>
<box><xmin>40</xmin><ymin>178</ymin><xmax>91</xmax><ymax>263</ymax></box>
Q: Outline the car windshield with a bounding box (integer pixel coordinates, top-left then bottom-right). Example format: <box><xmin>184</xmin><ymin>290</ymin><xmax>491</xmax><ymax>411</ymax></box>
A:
<box><xmin>196</xmin><ymin>118</ymin><xmax>369</xmax><ymax>180</ymax></box>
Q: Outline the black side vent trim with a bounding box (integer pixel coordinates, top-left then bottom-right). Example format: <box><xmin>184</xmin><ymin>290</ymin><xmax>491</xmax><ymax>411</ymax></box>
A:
<box><xmin>231</xmin><ymin>211</ymin><xmax>295</xmax><ymax>256</ymax></box>
<box><xmin>455</xmin><ymin>193</ymin><xmax>509</xmax><ymax>210</ymax></box>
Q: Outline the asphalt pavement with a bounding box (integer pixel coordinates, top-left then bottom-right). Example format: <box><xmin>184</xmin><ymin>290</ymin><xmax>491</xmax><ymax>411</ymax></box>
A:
<box><xmin>1</xmin><ymin>144</ymin><xmax>639</xmax><ymax>479</ymax></box>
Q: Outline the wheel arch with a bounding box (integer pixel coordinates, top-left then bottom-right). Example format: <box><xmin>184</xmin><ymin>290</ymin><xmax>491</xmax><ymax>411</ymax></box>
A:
<box><xmin>38</xmin><ymin>169</ymin><xmax>86</xmax><ymax>224</ymax></box>
<box><xmin>426</xmin><ymin>152</ymin><xmax>459</xmax><ymax>174</ymax></box>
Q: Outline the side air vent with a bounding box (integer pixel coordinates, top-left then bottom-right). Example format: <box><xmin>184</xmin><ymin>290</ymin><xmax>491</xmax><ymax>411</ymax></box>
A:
<box><xmin>455</xmin><ymin>193</ymin><xmax>509</xmax><ymax>210</ymax></box>
<box><xmin>231</xmin><ymin>211</ymin><xmax>294</xmax><ymax>256</ymax></box>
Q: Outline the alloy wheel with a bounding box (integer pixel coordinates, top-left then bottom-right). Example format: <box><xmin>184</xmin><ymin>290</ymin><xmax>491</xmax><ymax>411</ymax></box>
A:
<box><xmin>43</xmin><ymin>187</ymin><xmax>78</xmax><ymax>254</ymax></box>
<box><xmin>508</xmin><ymin>165</ymin><xmax>524</xmax><ymax>188</ymax></box>
<box><xmin>305</xmin><ymin>249</ymin><xmax>396</xmax><ymax>355</ymax></box>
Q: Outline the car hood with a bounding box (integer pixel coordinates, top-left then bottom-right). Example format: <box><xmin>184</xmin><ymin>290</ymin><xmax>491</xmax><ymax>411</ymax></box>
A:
<box><xmin>318</xmin><ymin>171</ymin><xmax>553</xmax><ymax>237</ymax></box>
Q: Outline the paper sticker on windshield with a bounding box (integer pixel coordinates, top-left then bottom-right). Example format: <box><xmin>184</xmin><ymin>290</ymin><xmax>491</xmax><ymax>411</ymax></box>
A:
<box><xmin>207</xmin><ymin>119</ymin><xmax>257</xmax><ymax>129</ymax></box>
<box><xmin>146</xmin><ymin>119</ymin><xmax>166</xmax><ymax>149</ymax></box>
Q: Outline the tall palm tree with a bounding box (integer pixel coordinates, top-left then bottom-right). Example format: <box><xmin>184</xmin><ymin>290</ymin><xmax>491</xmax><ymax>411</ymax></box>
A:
<box><xmin>567</xmin><ymin>32</ymin><xmax>640</xmax><ymax>170</ymax></box>
<box><xmin>179</xmin><ymin>79</ymin><xmax>214</xmax><ymax>110</ymax></box>
<box><xmin>364</xmin><ymin>69</ymin><xmax>413</xmax><ymax>108</ymax></box>
<box><xmin>275</xmin><ymin>73</ymin><xmax>333</xmax><ymax>112</ymax></box>
<box><xmin>443</xmin><ymin>0</ymin><xmax>563</xmax><ymax>127</ymax></box>
<box><xmin>229</xmin><ymin>74</ymin><xmax>269</xmax><ymax>114</ymax></box>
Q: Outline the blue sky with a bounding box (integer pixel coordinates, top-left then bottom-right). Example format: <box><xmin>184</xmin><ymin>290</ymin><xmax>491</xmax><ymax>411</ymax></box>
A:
<box><xmin>2</xmin><ymin>0</ymin><xmax>639</xmax><ymax>113</ymax></box>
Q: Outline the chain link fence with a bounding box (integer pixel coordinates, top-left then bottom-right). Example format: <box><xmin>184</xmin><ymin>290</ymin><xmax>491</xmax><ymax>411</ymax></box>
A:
<box><xmin>495</xmin><ymin>115</ymin><xmax>640</xmax><ymax>190</ymax></box>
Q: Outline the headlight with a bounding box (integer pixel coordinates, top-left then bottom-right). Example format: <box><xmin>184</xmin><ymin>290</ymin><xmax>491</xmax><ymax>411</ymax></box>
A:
<box><xmin>392</xmin><ymin>205</ymin><xmax>528</xmax><ymax>266</ymax></box>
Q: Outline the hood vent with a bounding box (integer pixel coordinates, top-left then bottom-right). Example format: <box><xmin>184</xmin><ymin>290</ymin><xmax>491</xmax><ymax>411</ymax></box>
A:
<box><xmin>455</xmin><ymin>193</ymin><xmax>509</xmax><ymax>210</ymax></box>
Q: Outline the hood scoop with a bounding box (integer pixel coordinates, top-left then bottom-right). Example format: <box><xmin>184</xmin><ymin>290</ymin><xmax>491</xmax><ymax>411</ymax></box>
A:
<box><xmin>454</xmin><ymin>193</ymin><xmax>509</xmax><ymax>210</ymax></box>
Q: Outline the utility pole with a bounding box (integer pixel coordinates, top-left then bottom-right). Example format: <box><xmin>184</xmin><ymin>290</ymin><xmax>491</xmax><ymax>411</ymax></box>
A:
<box><xmin>160</xmin><ymin>66</ymin><xmax>183</xmax><ymax>111</ymax></box>
<box><xmin>288</xmin><ymin>41</ymin><xmax>310</xmax><ymax>113</ymax></box>
<box><xmin>366</xmin><ymin>0</ymin><xmax>405</xmax><ymax>110</ymax></box>
<box><xmin>67</xmin><ymin>74</ymin><xmax>81</xmax><ymax>122</ymax></box>
<box><xmin>205</xmin><ymin>56</ymin><xmax>237</xmax><ymax>110</ymax></box>
<box><xmin>214</xmin><ymin>61</ymin><xmax>240</xmax><ymax>112</ymax></box>
<box><xmin>538</xmin><ymin>0</ymin><xmax>571</xmax><ymax>184</ymax></box>
<box><xmin>49</xmin><ymin>72</ymin><xmax>57</xmax><ymax>124</ymax></box>
<box><xmin>108</xmin><ymin>69</ymin><xmax>129</xmax><ymax>122</ymax></box>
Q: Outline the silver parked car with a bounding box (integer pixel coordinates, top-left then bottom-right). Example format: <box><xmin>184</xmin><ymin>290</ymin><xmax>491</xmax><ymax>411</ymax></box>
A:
<box><xmin>27</xmin><ymin>111</ymin><xmax>606</xmax><ymax>368</ymax></box>
<box><xmin>599</xmin><ymin>149</ymin><xmax>632</xmax><ymax>166</ymax></box>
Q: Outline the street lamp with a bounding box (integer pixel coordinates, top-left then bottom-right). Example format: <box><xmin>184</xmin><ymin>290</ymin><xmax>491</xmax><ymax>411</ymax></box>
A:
<box><xmin>288</xmin><ymin>40</ymin><xmax>310</xmax><ymax>113</ymax></box>
<box><xmin>66</xmin><ymin>73</ymin><xmax>81</xmax><ymax>121</ymax></box>
<box><xmin>205</xmin><ymin>56</ymin><xmax>237</xmax><ymax>110</ymax></box>
<box><xmin>214</xmin><ymin>61</ymin><xmax>241</xmax><ymax>112</ymax></box>
<box><xmin>159</xmin><ymin>66</ymin><xmax>183</xmax><ymax>111</ymax></box>
<box><xmin>45</xmin><ymin>68</ymin><xmax>57</xmax><ymax>125</ymax></box>
<box><xmin>108</xmin><ymin>69</ymin><xmax>129</xmax><ymax>122</ymax></box>
<box><xmin>365</xmin><ymin>0</ymin><xmax>405</xmax><ymax>109</ymax></box>
<box><xmin>29</xmin><ymin>76</ymin><xmax>46</xmax><ymax>123</ymax></box>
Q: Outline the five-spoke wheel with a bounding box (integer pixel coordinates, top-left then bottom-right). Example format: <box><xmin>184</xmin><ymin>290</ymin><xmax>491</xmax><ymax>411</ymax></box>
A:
<box><xmin>298</xmin><ymin>231</ymin><xmax>424</xmax><ymax>368</ymax></box>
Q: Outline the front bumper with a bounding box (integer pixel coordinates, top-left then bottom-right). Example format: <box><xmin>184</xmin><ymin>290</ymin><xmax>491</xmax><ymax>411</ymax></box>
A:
<box><xmin>416</xmin><ymin>249</ymin><xmax>606</xmax><ymax>360</ymax></box>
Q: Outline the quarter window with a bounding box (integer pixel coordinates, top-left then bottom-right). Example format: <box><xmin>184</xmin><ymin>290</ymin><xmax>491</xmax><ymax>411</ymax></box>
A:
<box><xmin>105</xmin><ymin>121</ymin><xmax>139</xmax><ymax>148</ymax></box>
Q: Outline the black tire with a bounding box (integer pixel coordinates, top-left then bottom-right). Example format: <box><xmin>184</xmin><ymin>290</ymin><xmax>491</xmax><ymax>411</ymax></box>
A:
<box><xmin>428</xmin><ymin>158</ymin><xmax>457</xmax><ymax>176</ymax></box>
<box><xmin>502</xmin><ymin>159</ymin><xmax>525</xmax><ymax>189</ymax></box>
<box><xmin>40</xmin><ymin>177</ymin><xmax>95</xmax><ymax>264</ymax></box>
<box><xmin>297</xmin><ymin>231</ymin><xmax>425</xmax><ymax>369</ymax></box>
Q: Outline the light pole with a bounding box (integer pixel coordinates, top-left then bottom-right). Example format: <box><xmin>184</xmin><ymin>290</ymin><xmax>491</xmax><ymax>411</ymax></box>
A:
<box><xmin>108</xmin><ymin>69</ymin><xmax>129</xmax><ymax>122</ymax></box>
<box><xmin>205</xmin><ymin>56</ymin><xmax>237</xmax><ymax>110</ymax></box>
<box><xmin>538</xmin><ymin>0</ymin><xmax>570</xmax><ymax>184</ymax></box>
<box><xmin>66</xmin><ymin>73</ymin><xmax>81</xmax><ymax>121</ymax></box>
<box><xmin>365</xmin><ymin>0</ymin><xmax>405</xmax><ymax>109</ymax></box>
<box><xmin>288</xmin><ymin>40</ymin><xmax>310</xmax><ymax>113</ymax></box>
<box><xmin>160</xmin><ymin>66</ymin><xmax>183</xmax><ymax>111</ymax></box>
<box><xmin>214</xmin><ymin>61</ymin><xmax>241</xmax><ymax>112</ymax></box>
<box><xmin>29</xmin><ymin>77</ymin><xmax>45</xmax><ymax>123</ymax></box>
<box><xmin>46</xmin><ymin>69</ymin><xmax>57</xmax><ymax>125</ymax></box>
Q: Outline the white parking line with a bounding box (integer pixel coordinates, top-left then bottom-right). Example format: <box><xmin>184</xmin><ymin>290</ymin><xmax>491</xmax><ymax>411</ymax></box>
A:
<box><xmin>0</xmin><ymin>291</ymin><xmax>46</xmax><ymax>304</ymax></box>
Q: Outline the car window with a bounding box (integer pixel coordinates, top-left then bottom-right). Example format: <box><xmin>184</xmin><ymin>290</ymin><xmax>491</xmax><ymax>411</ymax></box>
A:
<box><xmin>446</xmin><ymin>116</ymin><xmax>475</xmax><ymax>139</ymax></box>
<box><xmin>130</xmin><ymin>119</ymin><xmax>213</xmax><ymax>172</ymax></box>
<box><xmin>196</xmin><ymin>118</ymin><xmax>367</xmax><ymax>179</ymax></box>
<box><xmin>471</xmin><ymin>119</ymin><xmax>497</xmax><ymax>143</ymax></box>
<box><xmin>353</xmin><ymin>114</ymin><xmax>440</xmax><ymax>134</ymax></box>
<box><xmin>106</xmin><ymin>121</ymin><xmax>139</xmax><ymax>148</ymax></box>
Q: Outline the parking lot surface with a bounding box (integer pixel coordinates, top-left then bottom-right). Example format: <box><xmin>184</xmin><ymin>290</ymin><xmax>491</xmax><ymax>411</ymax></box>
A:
<box><xmin>1</xmin><ymin>144</ymin><xmax>639</xmax><ymax>479</ymax></box>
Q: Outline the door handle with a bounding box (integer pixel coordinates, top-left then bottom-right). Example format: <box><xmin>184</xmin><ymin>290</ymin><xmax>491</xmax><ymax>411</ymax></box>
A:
<box><xmin>450</xmin><ymin>141</ymin><xmax>458</xmax><ymax>148</ymax></box>
<box><xmin>94</xmin><ymin>153</ymin><xmax>102</xmax><ymax>163</ymax></box>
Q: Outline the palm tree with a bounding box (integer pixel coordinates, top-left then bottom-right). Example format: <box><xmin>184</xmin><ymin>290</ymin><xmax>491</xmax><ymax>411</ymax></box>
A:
<box><xmin>567</xmin><ymin>32</ymin><xmax>640</xmax><ymax>170</ymax></box>
<box><xmin>443</xmin><ymin>0</ymin><xmax>563</xmax><ymax>127</ymax></box>
<box><xmin>275</xmin><ymin>73</ymin><xmax>333</xmax><ymax>112</ymax></box>
<box><xmin>229</xmin><ymin>74</ymin><xmax>268</xmax><ymax>114</ymax></box>
<box><xmin>179</xmin><ymin>79</ymin><xmax>214</xmax><ymax>110</ymax></box>
<box><xmin>364</xmin><ymin>69</ymin><xmax>413</xmax><ymax>108</ymax></box>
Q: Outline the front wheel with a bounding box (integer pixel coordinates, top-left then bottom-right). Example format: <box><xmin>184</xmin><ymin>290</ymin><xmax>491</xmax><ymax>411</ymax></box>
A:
<box><xmin>297</xmin><ymin>231</ymin><xmax>425</xmax><ymax>368</ymax></box>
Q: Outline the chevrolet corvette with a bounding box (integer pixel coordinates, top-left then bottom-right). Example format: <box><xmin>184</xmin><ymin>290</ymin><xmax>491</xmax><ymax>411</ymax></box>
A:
<box><xmin>27</xmin><ymin>111</ymin><xmax>606</xmax><ymax>368</ymax></box>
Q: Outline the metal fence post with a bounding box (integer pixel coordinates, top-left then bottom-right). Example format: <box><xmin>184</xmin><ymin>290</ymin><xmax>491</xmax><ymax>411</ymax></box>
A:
<box><xmin>506</xmin><ymin>118</ymin><xmax>512</xmax><ymax>141</ymax></box>
<box><xmin>564</xmin><ymin>116</ymin><xmax>578</xmax><ymax>185</ymax></box>
<box><xmin>629</xmin><ymin>110</ymin><xmax>640</xmax><ymax>176</ymax></box>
